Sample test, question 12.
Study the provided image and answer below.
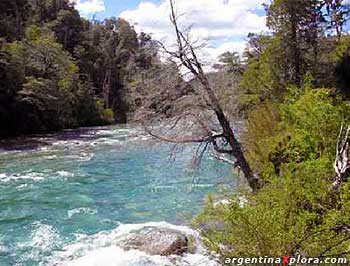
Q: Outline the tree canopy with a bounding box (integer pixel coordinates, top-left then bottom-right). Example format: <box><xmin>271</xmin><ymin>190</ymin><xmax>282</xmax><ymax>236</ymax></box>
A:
<box><xmin>0</xmin><ymin>0</ymin><xmax>160</xmax><ymax>138</ymax></box>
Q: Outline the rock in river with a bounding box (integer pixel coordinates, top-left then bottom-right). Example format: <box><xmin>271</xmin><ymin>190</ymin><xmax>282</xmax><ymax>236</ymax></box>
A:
<box><xmin>119</xmin><ymin>227</ymin><xmax>189</xmax><ymax>256</ymax></box>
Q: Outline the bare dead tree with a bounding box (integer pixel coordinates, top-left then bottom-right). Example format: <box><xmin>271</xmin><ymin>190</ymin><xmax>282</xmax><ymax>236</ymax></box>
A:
<box><xmin>332</xmin><ymin>122</ymin><xmax>350</xmax><ymax>190</ymax></box>
<box><xmin>137</xmin><ymin>0</ymin><xmax>264</xmax><ymax>192</ymax></box>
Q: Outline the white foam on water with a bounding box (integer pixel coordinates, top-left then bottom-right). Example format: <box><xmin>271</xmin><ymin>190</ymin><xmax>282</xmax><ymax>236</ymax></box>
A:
<box><xmin>67</xmin><ymin>152</ymin><xmax>94</xmax><ymax>162</ymax></box>
<box><xmin>50</xmin><ymin>222</ymin><xmax>220</xmax><ymax>266</ymax></box>
<box><xmin>77</xmin><ymin>152</ymin><xmax>94</xmax><ymax>161</ymax></box>
<box><xmin>17</xmin><ymin>183</ymin><xmax>30</xmax><ymax>190</ymax></box>
<box><xmin>57</xmin><ymin>171</ymin><xmax>75</xmax><ymax>178</ymax></box>
<box><xmin>30</xmin><ymin>223</ymin><xmax>60</xmax><ymax>250</ymax></box>
<box><xmin>52</xmin><ymin>140</ymin><xmax>71</xmax><ymax>146</ymax></box>
<box><xmin>0</xmin><ymin>170</ymin><xmax>76</xmax><ymax>183</ymax></box>
<box><xmin>68</xmin><ymin>208</ymin><xmax>97</xmax><ymax>218</ymax></box>
<box><xmin>0</xmin><ymin>244</ymin><xmax>7</xmax><ymax>253</ymax></box>
<box><xmin>94</xmin><ymin>138</ymin><xmax>122</xmax><ymax>145</ymax></box>
<box><xmin>45</xmin><ymin>155</ymin><xmax>58</xmax><ymax>160</ymax></box>
<box><xmin>127</xmin><ymin>136</ymin><xmax>149</xmax><ymax>143</ymax></box>
<box><xmin>68</xmin><ymin>247</ymin><xmax>220</xmax><ymax>266</ymax></box>
<box><xmin>0</xmin><ymin>237</ymin><xmax>7</xmax><ymax>253</ymax></box>
<box><xmin>0</xmin><ymin>172</ymin><xmax>45</xmax><ymax>183</ymax></box>
<box><xmin>95</xmin><ymin>128</ymin><xmax>140</xmax><ymax>136</ymax></box>
<box><xmin>90</xmin><ymin>142</ymin><xmax>99</xmax><ymax>146</ymax></box>
<box><xmin>67</xmin><ymin>246</ymin><xmax>169</xmax><ymax>266</ymax></box>
<box><xmin>149</xmin><ymin>185</ymin><xmax>177</xmax><ymax>193</ymax></box>
<box><xmin>193</xmin><ymin>184</ymin><xmax>215</xmax><ymax>188</ymax></box>
<box><xmin>17</xmin><ymin>222</ymin><xmax>61</xmax><ymax>263</ymax></box>
<box><xmin>52</xmin><ymin>140</ymin><xmax>93</xmax><ymax>150</ymax></box>
<box><xmin>94</xmin><ymin>129</ymin><xmax>116</xmax><ymax>135</ymax></box>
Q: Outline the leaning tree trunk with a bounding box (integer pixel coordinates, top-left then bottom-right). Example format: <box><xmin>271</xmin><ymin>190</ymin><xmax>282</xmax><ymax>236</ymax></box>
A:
<box><xmin>198</xmin><ymin>75</ymin><xmax>263</xmax><ymax>192</ymax></box>
<box><xmin>162</xmin><ymin>0</ymin><xmax>264</xmax><ymax>192</ymax></box>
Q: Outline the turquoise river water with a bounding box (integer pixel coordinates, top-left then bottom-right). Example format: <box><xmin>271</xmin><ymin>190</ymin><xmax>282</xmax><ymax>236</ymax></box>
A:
<box><xmin>0</xmin><ymin>125</ymin><xmax>233</xmax><ymax>266</ymax></box>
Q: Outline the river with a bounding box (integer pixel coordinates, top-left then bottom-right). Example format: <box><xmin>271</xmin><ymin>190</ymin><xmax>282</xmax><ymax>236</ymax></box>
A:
<box><xmin>0</xmin><ymin>125</ymin><xmax>233</xmax><ymax>266</ymax></box>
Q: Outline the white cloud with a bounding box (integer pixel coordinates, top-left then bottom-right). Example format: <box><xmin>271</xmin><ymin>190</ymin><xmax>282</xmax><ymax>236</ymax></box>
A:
<box><xmin>120</xmin><ymin>0</ymin><xmax>267</xmax><ymax>67</ymax></box>
<box><xmin>205</xmin><ymin>41</ymin><xmax>247</xmax><ymax>59</ymax></box>
<box><xmin>72</xmin><ymin>0</ymin><xmax>105</xmax><ymax>15</ymax></box>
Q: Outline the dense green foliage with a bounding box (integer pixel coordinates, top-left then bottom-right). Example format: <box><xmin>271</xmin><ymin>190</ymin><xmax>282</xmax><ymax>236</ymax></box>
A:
<box><xmin>0</xmin><ymin>0</ymin><xmax>159</xmax><ymax>138</ymax></box>
<box><xmin>196</xmin><ymin>0</ymin><xmax>350</xmax><ymax>259</ymax></box>
<box><xmin>197</xmin><ymin>77</ymin><xmax>350</xmax><ymax>261</ymax></box>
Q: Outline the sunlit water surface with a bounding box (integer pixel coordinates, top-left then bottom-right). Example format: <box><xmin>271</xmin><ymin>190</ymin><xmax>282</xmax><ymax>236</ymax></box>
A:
<box><xmin>0</xmin><ymin>125</ymin><xmax>233</xmax><ymax>266</ymax></box>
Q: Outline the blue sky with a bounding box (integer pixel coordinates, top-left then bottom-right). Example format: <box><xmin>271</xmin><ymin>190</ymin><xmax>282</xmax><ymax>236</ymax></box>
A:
<box><xmin>100</xmin><ymin>0</ymin><xmax>161</xmax><ymax>19</ymax></box>
<box><xmin>73</xmin><ymin>0</ymin><xmax>153</xmax><ymax>19</ymax></box>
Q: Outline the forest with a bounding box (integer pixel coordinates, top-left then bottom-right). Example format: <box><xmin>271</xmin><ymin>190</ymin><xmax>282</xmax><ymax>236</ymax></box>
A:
<box><xmin>0</xmin><ymin>0</ymin><xmax>163</xmax><ymax>138</ymax></box>
<box><xmin>2</xmin><ymin>0</ymin><xmax>350</xmax><ymax>262</ymax></box>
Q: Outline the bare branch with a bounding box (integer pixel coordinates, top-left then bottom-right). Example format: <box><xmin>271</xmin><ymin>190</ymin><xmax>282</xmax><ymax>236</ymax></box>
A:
<box><xmin>146</xmin><ymin>127</ymin><xmax>210</xmax><ymax>144</ymax></box>
<box><xmin>210</xmin><ymin>150</ymin><xmax>237</xmax><ymax>167</ymax></box>
<box><xmin>137</xmin><ymin>0</ymin><xmax>264</xmax><ymax>192</ymax></box>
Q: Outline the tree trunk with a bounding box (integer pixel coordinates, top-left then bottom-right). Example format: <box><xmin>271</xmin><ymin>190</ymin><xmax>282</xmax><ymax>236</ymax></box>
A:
<box><xmin>290</xmin><ymin>10</ymin><xmax>301</xmax><ymax>85</ymax></box>
<box><xmin>199</xmin><ymin>75</ymin><xmax>263</xmax><ymax>191</ymax></box>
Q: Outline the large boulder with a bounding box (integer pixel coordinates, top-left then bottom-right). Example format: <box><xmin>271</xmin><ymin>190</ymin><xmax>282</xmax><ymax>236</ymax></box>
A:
<box><xmin>119</xmin><ymin>227</ymin><xmax>189</xmax><ymax>256</ymax></box>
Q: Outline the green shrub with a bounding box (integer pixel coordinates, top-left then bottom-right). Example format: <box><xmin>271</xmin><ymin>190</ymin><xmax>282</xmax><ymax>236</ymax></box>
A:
<box><xmin>196</xmin><ymin>159</ymin><xmax>350</xmax><ymax>259</ymax></box>
<box><xmin>102</xmin><ymin>108</ymin><xmax>115</xmax><ymax>121</ymax></box>
<box><xmin>197</xmin><ymin>84</ymin><xmax>350</xmax><ymax>260</ymax></box>
<box><xmin>244</xmin><ymin>81</ymin><xmax>347</xmax><ymax>179</ymax></box>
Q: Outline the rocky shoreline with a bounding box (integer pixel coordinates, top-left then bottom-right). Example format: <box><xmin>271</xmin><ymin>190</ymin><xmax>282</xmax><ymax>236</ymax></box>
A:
<box><xmin>57</xmin><ymin>222</ymin><xmax>221</xmax><ymax>266</ymax></box>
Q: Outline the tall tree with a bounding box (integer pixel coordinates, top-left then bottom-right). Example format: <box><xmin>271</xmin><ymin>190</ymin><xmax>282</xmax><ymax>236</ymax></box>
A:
<box><xmin>266</xmin><ymin>0</ymin><xmax>321</xmax><ymax>85</ymax></box>
<box><xmin>143</xmin><ymin>0</ymin><xmax>264</xmax><ymax>191</ymax></box>
<box><xmin>321</xmin><ymin>0</ymin><xmax>350</xmax><ymax>39</ymax></box>
<box><xmin>0</xmin><ymin>0</ymin><xmax>28</xmax><ymax>40</ymax></box>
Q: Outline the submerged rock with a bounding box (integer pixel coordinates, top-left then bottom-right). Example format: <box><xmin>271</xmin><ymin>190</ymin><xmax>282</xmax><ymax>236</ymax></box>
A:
<box><xmin>119</xmin><ymin>227</ymin><xmax>189</xmax><ymax>256</ymax></box>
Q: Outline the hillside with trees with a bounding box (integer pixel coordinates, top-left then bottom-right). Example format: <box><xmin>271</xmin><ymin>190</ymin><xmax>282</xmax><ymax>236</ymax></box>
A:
<box><xmin>0</xmin><ymin>0</ymin><xmax>163</xmax><ymax>138</ymax></box>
